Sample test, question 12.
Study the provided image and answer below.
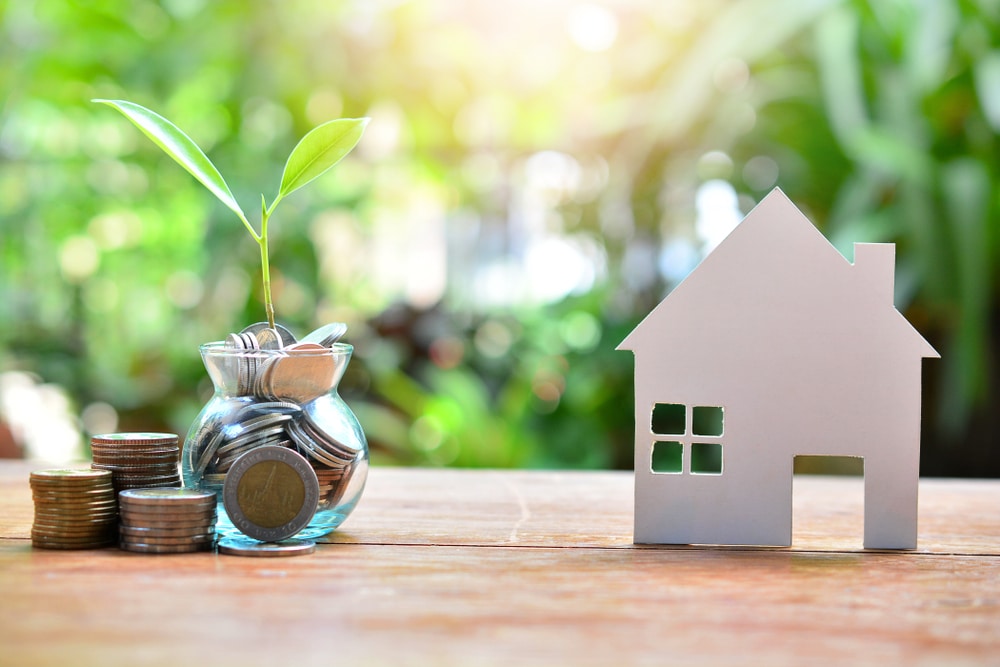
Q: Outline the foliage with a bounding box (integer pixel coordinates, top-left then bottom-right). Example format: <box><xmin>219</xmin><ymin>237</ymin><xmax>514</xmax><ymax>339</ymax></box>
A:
<box><xmin>0</xmin><ymin>0</ymin><xmax>997</xmax><ymax>474</ymax></box>
<box><xmin>94</xmin><ymin>99</ymin><xmax>367</xmax><ymax>327</ymax></box>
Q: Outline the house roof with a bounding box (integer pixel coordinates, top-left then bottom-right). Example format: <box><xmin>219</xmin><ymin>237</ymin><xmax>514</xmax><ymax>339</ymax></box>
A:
<box><xmin>618</xmin><ymin>188</ymin><xmax>939</xmax><ymax>359</ymax></box>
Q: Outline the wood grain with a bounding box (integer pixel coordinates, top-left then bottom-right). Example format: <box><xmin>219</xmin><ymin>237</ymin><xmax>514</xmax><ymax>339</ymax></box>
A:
<box><xmin>1</xmin><ymin>462</ymin><xmax>998</xmax><ymax>666</ymax></box>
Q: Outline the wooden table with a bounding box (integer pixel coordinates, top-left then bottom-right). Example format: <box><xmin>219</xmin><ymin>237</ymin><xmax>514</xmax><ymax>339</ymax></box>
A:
<box><xmin>1</xmin><ymin>461</ymin><xmax>998</xmax><ymax>666</ymax></box>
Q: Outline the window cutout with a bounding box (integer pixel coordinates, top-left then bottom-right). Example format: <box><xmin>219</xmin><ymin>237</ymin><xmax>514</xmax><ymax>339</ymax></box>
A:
<box><xmin>692</xmin><ymin>406</ymin><xmax>724</xmax><ymax>436</ymax></box>
<box><xmin>651</xmin><ymin>403</ymin><xmax>685</xmax><ymax>435</ymax></box>
<box><xmin>651</xmin><ymin>441</ymin><xmax>683</xmax><ymax>474</ymax></box>
<box><xmin>691</xmin><ymin>442</ymin><xmax>723</xmax><ymax>475</ymax></box>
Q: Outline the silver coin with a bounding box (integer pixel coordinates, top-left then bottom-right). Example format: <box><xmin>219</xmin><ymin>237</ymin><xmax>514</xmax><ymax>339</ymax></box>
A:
<box><xmin>304</xmin><ymin>397</ymin><xmax>365</xmax><ymax>454</ymax></box>
<box><xmin>217</xmin><ymin>536</ymin><xmax>316</xmax><ymax>557</ymax></box>
<box><xmin>214</xmin><ymin>435</ymin><xmax>292</xmax><ymax>474</ymax></box>
<box><xmin>253</xmin><ymin>327</ymin><xmax>283</xmax><ymax>351</ymax></box>
<box><xmin>119</xmin><ymin>506</ymin><xmax>216</xmax><ymax>519</ymax></box>
<box><xmin>222</xmin><ymin>445</ymin><xmax>319</xmax><ymax>542</ymax></box>
<box><xmin>286</xmin><ymin>404</ymin><xmax>360</xmax><ymax>468</ymax></box>
<box><xmin>253</xmin><ymin>356</ymin><xmax>279</xmax><ymax>399</ymax></box>
<box><xmin>119</xmin><ymin>541</ymin><xmax>209</xmax><ymax>554</ymax></box>
<box><xmin>237</xmin><ymin>401</ymin><xmax>302</xmax><ymax>420</ymax></box>
<box><xmin>199</xmin><ymin>411</ymin><xmax>285</xmax><ymax>474</ymax></box>
<box><xmin>301</xmin><ymin>322</ymin><xmax>347</xmax><ymax>348</ymax></box>
<box><xmin>242</xmin><ymin>322</ymin><xmax>297</xmax><ymax>347</ymax></box>
<box><xmin>119</xmin><ymin>524</ymin><xmax>216</xmax><ymax>537</ymax></box>
<box><xmin>119</xmin><ymin>518</ymin><xmax>217</xmax><ymax>531</ymax></box>
<box><xmin>224</xmin><ymin>333</ymin><xmax>250</xmax><ymax>395</ymax></box>
<box><xmin>263</xmin><ymin>343</ymin><xmax>336</xmax><ymax>404</ymax></box>
<box><xmin>241</xmin><ymin>333</ymin><xmax>260</xmax><ymax>395</ymax></box>
<box><xmin>286</xmin><ymin>420</ymin><xmax>350</xmax><ymax>468</ymax></box>
<box><xmin>120</xmin><ymin>532</ymin><xmax>216</xmax><ymax>546</ymax></box>
<box><xmin>195</xmin><ymin>423</ymin><xmax>230</xmax><ymax>477</ymax></box>
<box><xmin>233</xmin><ymin>412</ymin><xmax>293</xmax><ymax>434</ymax></box>
<box><xmin>119</xmin><ymin>488</ymin><xmax>216</xmax><ymax>504</ymax></box>
<box><xmin>216</xmin><ymin>424</ymin><xmax>289</xmax><ymax>456</ymax></box>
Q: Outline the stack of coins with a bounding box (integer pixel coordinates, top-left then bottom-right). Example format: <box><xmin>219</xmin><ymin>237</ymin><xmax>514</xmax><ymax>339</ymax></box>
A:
<box><xmin>118</xmin><ymin>488</ymin><xmax>217</xmax><ymax>554</ymax></box>
<box><xmin>30</xmin><ymin>469</ymin><xmax>118</xmax><ymax>549</ymax></box>
<box><xmin>91</xmin><ymin>432</ymin><xmax>181</xmax><ymax>493</ymax></box>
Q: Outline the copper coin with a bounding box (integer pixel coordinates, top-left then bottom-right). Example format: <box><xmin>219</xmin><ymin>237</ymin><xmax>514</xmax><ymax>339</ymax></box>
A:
<box><xmin>119</xmin><ymin>542</ymin><xmax>209</xmax><ymax>554</ymax></box>
<box><xmin>91</xmin><ymin>433</ymin><xmax>178</xmax><ymax>445</ymax></box>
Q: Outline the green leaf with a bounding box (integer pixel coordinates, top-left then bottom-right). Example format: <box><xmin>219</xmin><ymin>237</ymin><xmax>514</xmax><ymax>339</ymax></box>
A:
<box><xmin>93</xmin><ymin>99</ymin><xmax>249</xmax><ymax>226</ymax></box>
<box><xmin>277</xmin><ymin>117</ymin><xmax>368</xmax><ymax>201</ymax></box>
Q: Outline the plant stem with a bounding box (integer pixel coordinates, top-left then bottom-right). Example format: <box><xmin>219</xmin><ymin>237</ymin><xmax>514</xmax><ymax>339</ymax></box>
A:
<box><xmin>259</xmin><ymin>207</ymin><xmax>275</xmax><ymax>329</ymax></box>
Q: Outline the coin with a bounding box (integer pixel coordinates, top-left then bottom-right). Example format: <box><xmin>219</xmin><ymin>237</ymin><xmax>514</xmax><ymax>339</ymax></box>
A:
<box><xmin>91</xmin><ymin>451</ymin><xmax>179</xmax><ymax>461</ymax></box>
<box><xmin>33</xmin><ymin>493</ymin><xmax>117</xmax><ymax>503</ymax></box>
<box><xmin>119</xmin><ymin>504</ymin><xmax>216</xmax><ymax>517</ymax></box>
<box><xmin>119</xmin><ymin>488</ymin><xmax>215</xmax><ymax>505</ymax></box>
<box><xmin>217</xmin><ymin>536</ymin><xmax>316</xmax><ymax>557</ymax></box>
<box><xmin>120</xmin><ymin>524</ymin><xmax>216</xmax><ymax>537</ymax></box>
<box><xmin>225</xmin><ymin>332</ymin><xmax>256</xmax><ymax>395</ymax></box>
<box><xmin>91</xmin><ymin>433</ymin><xmax>178</xmax><ymax>445</ymax></box>
<box><xmin>31</xmin><ymin>526</ymin><xmax>116</xmax><ymax>537</ymax></box>
<box><xmin>222</xmin><ymin>445</ymin><xmax>319</xmax><ymax>542</ymax></box>
<box><xmin>120</xmin><ymin>541</ymin><xmax>211</xmax><ymax>554</ymax></box>
<box><xmin>33</xmin><ymin>538</ymin><xmax>116</xmax><ymax>550</ymax></box>
<box><xmin>107</xmin><ymin>471</ymin><xmax>179</xmax><ymax>481</ymax></box>
<box><xmin>236</xmin><ymin>401</ymin><xmax>302</xmax><ymax>419</ymax></box>
<box><xmin>119</xmin><ymin>519</ymin><xmax>216</xmax><ymax>531</ymax></box>
<box><xmin>120</xmin><ymin>533</ymin><xmax>215</xmax><ymax>546</ymax></box>
<box><xmin>216</xmin><ymin>423</ymin><xmax>289</xmax><ymax>455</ymax></box>
<box><xmin>287</xmin><ymin>421</ymin><xmax>348</xmax><ymax>468</ymax></box>
<box><xmin>252</xmin><ymin>327</ymin><xmax>283</xmax><ymax>351</ymax></box>
<box><xmin>242</xmin><ymin>322</ymin><xmax>297</xmax><ymax>348</ymax></box>
<box><xmin>92</xmin><ymin>441</ymin><xmax>178</xmax><ymax>449</ymax></box>
<box><xmin>263</xmin><ymin>343</ymin><xmax>335</xmax><ymax>404</ymax></box>
<box><xmin>32</xmin><ymin>525</ymin><xmax>116</xmax><ymax>536</ymax></box>
<box><xmin>301</xmin><ymin>322</ymin><xmax>347</xmax><ymax>348</ymax></box>
<box><xmin>119</xmin><ymin>506</ymin><xmax>216</xmax><ymax>520</ymax></box>
<box><xmin>30</xmin><ymin>469</ymin><xmax>113</xmax><ymax>483</ymax></box>
<box><xmin>33</xmin><ymin>517</ymin><xmax>118</xmax><ymax>526</ymax></box>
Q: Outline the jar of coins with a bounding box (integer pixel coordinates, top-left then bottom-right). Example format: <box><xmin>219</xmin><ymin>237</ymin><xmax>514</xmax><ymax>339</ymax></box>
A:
<box><xmin>181</xmin><ymin>325</ymin><xmax>368</xmax><ymax>540</ymax></box>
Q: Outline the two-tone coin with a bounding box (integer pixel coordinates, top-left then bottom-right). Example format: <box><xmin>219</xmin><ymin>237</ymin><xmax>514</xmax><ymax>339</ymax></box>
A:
<box><xmin>222</xmin><ymin>446</ymin><xmax>319</xmax><ymax>542</ymax></box>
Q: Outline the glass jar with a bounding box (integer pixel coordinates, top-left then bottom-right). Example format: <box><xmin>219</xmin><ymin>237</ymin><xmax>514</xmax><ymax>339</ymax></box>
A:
<box><xmin>181</xmin><ymin>341</ymin><xmax>368</xmax><ymax>540</ymax></box>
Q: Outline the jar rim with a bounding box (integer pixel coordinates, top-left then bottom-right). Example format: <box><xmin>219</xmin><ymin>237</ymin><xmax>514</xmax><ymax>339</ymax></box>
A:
<box><xmin>199</xmin><ymin>341</ymin><xmax>353</xmax><ymax>355</ymax></box>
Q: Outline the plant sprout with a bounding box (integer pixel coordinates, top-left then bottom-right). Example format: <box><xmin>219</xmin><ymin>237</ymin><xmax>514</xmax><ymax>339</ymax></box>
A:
<box><xmin>94</xmin><ymin>99</ymin><xmax>368</xmax><ymax>328</ymax></box>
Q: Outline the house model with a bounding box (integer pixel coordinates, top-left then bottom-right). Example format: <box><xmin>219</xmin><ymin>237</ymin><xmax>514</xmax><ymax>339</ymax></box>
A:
<box><xmin>618</xmin><ymin>188</ymin><xmax>939</xmax><ymax>550</ymax></box>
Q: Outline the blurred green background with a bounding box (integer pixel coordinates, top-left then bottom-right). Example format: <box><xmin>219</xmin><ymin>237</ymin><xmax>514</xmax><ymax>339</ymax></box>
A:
<box><xmin>1</xmin><ymin>0</ymin><xmax>997</xmax><ymax>475</ymax></box>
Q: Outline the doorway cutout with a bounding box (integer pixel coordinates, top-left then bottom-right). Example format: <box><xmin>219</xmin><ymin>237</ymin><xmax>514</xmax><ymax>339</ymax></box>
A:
<box><xmin>792</xmin><ymin>455</ymin><xmax>864</xmax><ymax>548</ymax></box>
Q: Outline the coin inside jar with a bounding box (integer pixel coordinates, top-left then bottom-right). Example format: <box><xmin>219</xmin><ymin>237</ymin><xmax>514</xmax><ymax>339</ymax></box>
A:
<box><xmin>222</xmin><ymin>445</ymin><xmax>319</xmax><ymax>542</ymax></box>
<box><xmin>262</xmin><ymin>342</ymin><xmax>336</xmax><ymax>404</ymax></box>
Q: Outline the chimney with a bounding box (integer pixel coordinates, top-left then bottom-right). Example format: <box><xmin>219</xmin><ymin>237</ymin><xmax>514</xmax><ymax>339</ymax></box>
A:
<box><xmin>853</xmin><ymin>243</ymin><xmax>895</xmax><ymax>306</ymax></box>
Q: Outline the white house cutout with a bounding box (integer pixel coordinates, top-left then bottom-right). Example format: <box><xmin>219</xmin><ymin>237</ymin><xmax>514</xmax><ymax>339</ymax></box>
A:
<box><xmin>618</xmin><ymin>188</ymin><xmax>939</xmax><ymax>550</ymax></box>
